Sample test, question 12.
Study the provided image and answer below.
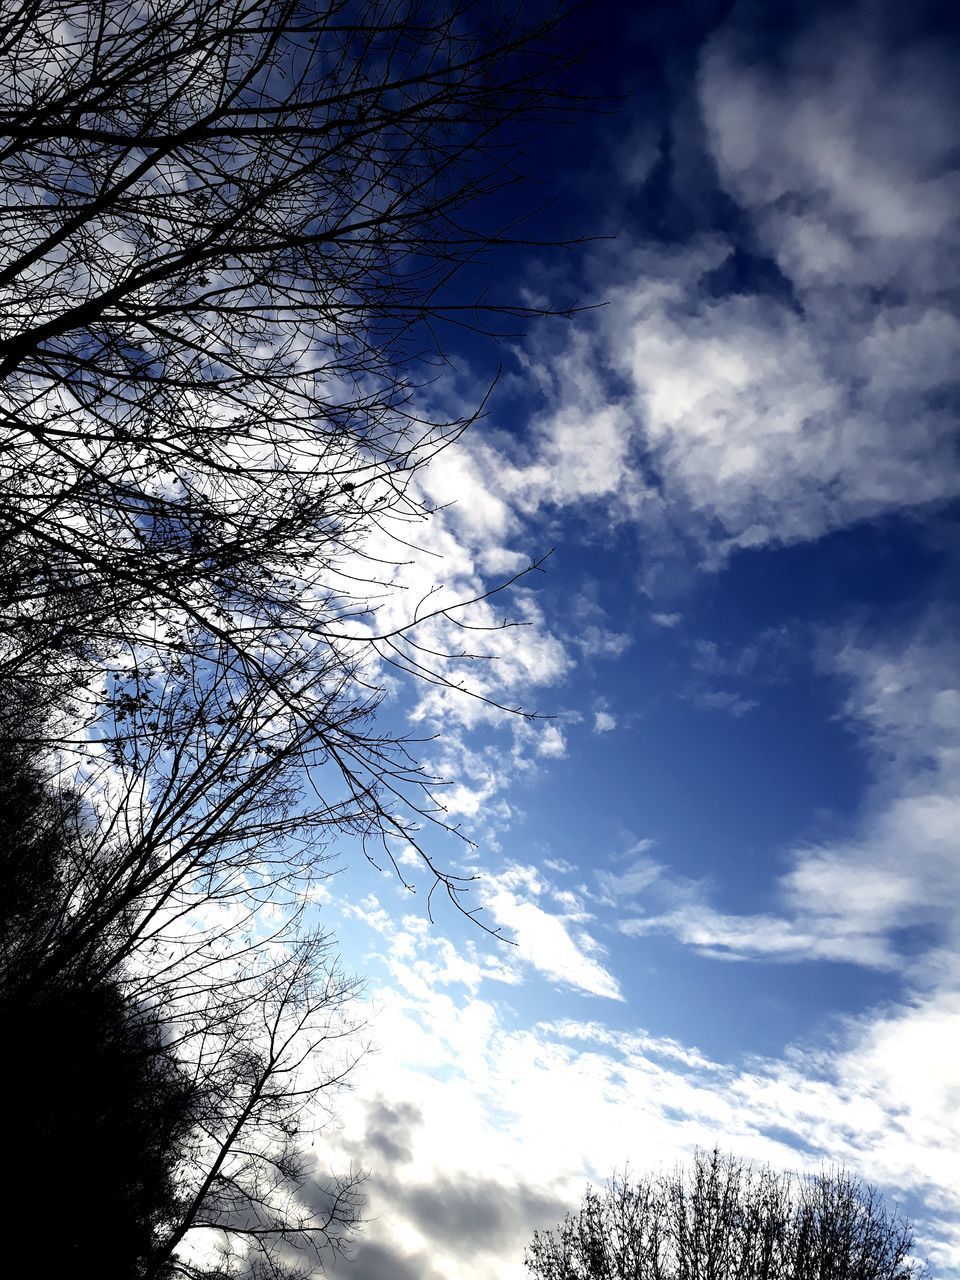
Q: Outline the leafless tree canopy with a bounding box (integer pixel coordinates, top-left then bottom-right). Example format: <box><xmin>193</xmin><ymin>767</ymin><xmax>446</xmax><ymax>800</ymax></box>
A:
<box><xmin>0</xmin><ymin>1</ymin><xmax>588</xmax><ymax>1274</ymax></box>
<box><xmin>524</xmin><ymin>1150</ymin><xmax>929</xmax><ymax>1280</ymax></box>
<box><xmin>0</xmin><ymin>0</ymin><xmax>586</xmax><ymax>1092</ymax></box>
<box><xmin>0</xmin><ymin>0</ymin><xmax>584</xmax><ymax>915</ymax></box>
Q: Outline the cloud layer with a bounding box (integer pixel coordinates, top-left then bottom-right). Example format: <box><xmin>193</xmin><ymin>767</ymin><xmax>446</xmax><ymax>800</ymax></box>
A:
<box><xmin>321</xmin><ymin>914</ymin><xmax>960</xmax><ymax>1279</ymax></box>
<box><xmin>312</xmin><ymin>6</ymin><xmax>960</xmax><ymax>1279</ymax></box>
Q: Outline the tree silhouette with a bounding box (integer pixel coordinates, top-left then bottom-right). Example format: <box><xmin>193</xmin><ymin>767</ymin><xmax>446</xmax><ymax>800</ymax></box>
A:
<box><xmin>0</xmin><ymin>727</ymin><xmax>197</xmax><ymax>1278</ymax></box>
<box><xmin>0</xmin><ymin>0</ymin><xmax>587</xmax><ymax>914</ymax></box>
<box><xmin>524</xmin><ymin>1149</ymin><xmax>929</xmax><ymax>1280</ymax></box>
<box><xmin>0</xmin><ymin>713</ymin><xmax>365</xmax><ymax>1278</ymax></box>
<box><xmin>0</xmin><ymin>4</ymin><xmax>590</xmax><ymax>1271</ymax></box>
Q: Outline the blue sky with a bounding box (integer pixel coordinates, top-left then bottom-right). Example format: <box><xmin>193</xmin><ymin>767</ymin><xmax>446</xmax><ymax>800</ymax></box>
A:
<box><xmin>303</xmin><ymin>3</ymin><xmax>960</xmax><ymax>1276</ymax></box>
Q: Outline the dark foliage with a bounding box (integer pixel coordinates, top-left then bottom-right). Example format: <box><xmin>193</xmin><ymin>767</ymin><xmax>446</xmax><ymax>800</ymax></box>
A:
<box><xmin>0</xmin><ymin>730</ymin><xmax>196</xmax><ymax>1279</ymax></box>
<box><xmin>0</xmin><ymin>711</ymin><xmax>365</xmax><ymax>1278</ymax></box>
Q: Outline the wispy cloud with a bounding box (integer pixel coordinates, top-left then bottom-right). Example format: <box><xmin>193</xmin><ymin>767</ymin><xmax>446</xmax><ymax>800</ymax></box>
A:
<box><xmin>651</xmin><ymin>611</ymin><xmax>682</xmax><ymax>629</ymax></box>
<box><xmin>478</xmin><ymin>865</ymin><xmax>623</xmax><ymax>1001</ymax></box>
<box><xmin>687</xmin><ymin>688</ymin><xmax>757</xmax><ymax>717</ymax></box>
<box><xmin>617</xmin><ymin>620</ymin><xmax>960</xmax><ymax>973</ymax></box>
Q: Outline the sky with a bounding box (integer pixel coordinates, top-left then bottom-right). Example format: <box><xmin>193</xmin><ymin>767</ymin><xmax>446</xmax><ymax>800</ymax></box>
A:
<box><xmin>298</xmin><ymin>2</ymin><xmax>960</xmax><ymax>1275</ymax></box>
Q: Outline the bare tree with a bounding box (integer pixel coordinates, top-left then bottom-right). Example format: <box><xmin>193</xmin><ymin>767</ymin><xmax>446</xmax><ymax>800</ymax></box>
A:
<box><xmin>149</xmin><ymin>928</ymin><xmax>366</xmax><ymax>1279</ymax></box>
<box><xmin>0</xmin><ymin>0</ymin><xmax>585</xmax><ymax>903</ymax></box>
<box><xmin>524</xmin><ymin>1150</ymin><xmax>929</xmax><ymax>1280</ymax></box>
<box><xmin>1</xmin><ymin>4</ymin><xmax>590</xmax><ymax>1273</ymax></box>
<box><xmin>0</xmin><ymin>723</ymin><xmax>195</xmax><ymax>1278</ymax></box>
<box><xmin>1</xmin><ymin>708</ymin><xmax>366</xmax><ymax>1278</ymax></box>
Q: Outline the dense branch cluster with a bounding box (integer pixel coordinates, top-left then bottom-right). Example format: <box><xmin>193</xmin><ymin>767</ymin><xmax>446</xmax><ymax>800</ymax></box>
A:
<box><xmin>0</xmin><ymin>1</ymin><xmax>583</xmax><ymax>1273</ymax></box>
<box><xmin>525</xmin><ymin>1151</ymin><xmax>929</xmax><ymax>1280</ymax></box>
<box><xmin>0</xmin><ymin>0</ymin><xmax>581</xmax><ymax>905</ymax></box>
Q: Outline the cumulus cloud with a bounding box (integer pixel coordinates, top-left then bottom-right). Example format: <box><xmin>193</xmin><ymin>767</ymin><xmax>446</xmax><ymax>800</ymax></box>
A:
<box><xmin>438</xmin><ymin>4</ymin><xmax>959</xmax><ymax>567</ymax></box>
<box><xmin>699</xmin><ymin>2</ymin><xmax>960</xmax><ymax>297</ymax></box>
<box><xmin>468</xmin><ymin>228</ymin><xmax>958</xmax><ymax>571</ymax></box>
<box><xmin>537</xmin><ymin>724</ymin><xmax>567</xmax><ymax>758</ymax></box>
<box><xmin>604</xmin><ymin>246</ymin><xmax>959</xmax><ymax>553</ymax></box>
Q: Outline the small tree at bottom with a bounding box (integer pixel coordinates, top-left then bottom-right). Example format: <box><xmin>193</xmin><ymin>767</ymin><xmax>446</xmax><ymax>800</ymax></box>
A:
<box><xmin>524</xmin><ymin>1148</ymin><xmax>929</xmax><ymax>1280</ymax></box>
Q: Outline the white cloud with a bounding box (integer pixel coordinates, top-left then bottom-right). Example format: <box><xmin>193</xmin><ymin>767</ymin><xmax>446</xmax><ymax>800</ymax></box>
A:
<box><xmin>593</xmin><ymin>709</ymin><xmax>616</xmax><ymax>733</ymax></box>
<box><xmin>417</xmin><ymin>443</ymin><xmax>519</xmax><ymax>546</ymax></box>
<box><xmin>479</xmin><ymin>865</ymin><xmax>623</xmax><ymax>1001</ymax></box>
<box><xmin>444</xmin><ymin>7</ymin><xmax>960</xmax><ymax>568</ymax></box>
<box><xmin>412</xmin><ymin>714</ymin><xmax>579</xmax><ymax>837</ymax></box>
<box><xmin>319</xmin><ymin>925</ymin><xmax>960</xmax><ymax>1279</ymax></box>
<box><xmin>369</xmin><ymin>514</ymin><xmax>573</xmax><ymax>731</ymax></box>
<box><xmin>622</xmin><ymin>902</ymin><xmax>897</xmax><ymax>970</ymax></box>
<box><xmin>498</xmin><ymin>342</ymin><xmax>639</xmax><ymax>512</ymax></box>
<box><xmin>604</xmin><ymin>247</ymin><xmax>960</xmax><ymax>553</ymax></box>
<box><xmin>688</xmin><ymin>688</ymin><xmax>757</xmax><ymax>717</ymax></box>
<box><xmin>617</xmin><ymin>621</ymin><xmax>960</xmax><ymax>974</ymax></box>
<box><xmin>575</xmin><ymin>624</ymin><xmax>633</xmax><ymax>659</ymax></box>
<box><xmin>543</xmin><ymin>857</ymin><xmax>577</xmax><ymax>875</ymax></box>
<box><xmin>597</xmin><ymin>855</ymin><xmax>663</xmax><ymax>905</ymax></box>
<box><xmin>342</xmin><ymin>897</ymin><xmax>522</xmax><ymax>998</ymax></box>
<box><xmin>699</xmin><ymin>4</ymin><xmax>960</xmax><ymax>297</ymax></box>
<box><xmin>472</xmin><ymin>217</ymin><xmax>958</xmax><ymax>570</ymax></box>
<box><xmin>537</xmin><ymin>724</ymin><xmax>567</xmax><ymax>758</ymax></box>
